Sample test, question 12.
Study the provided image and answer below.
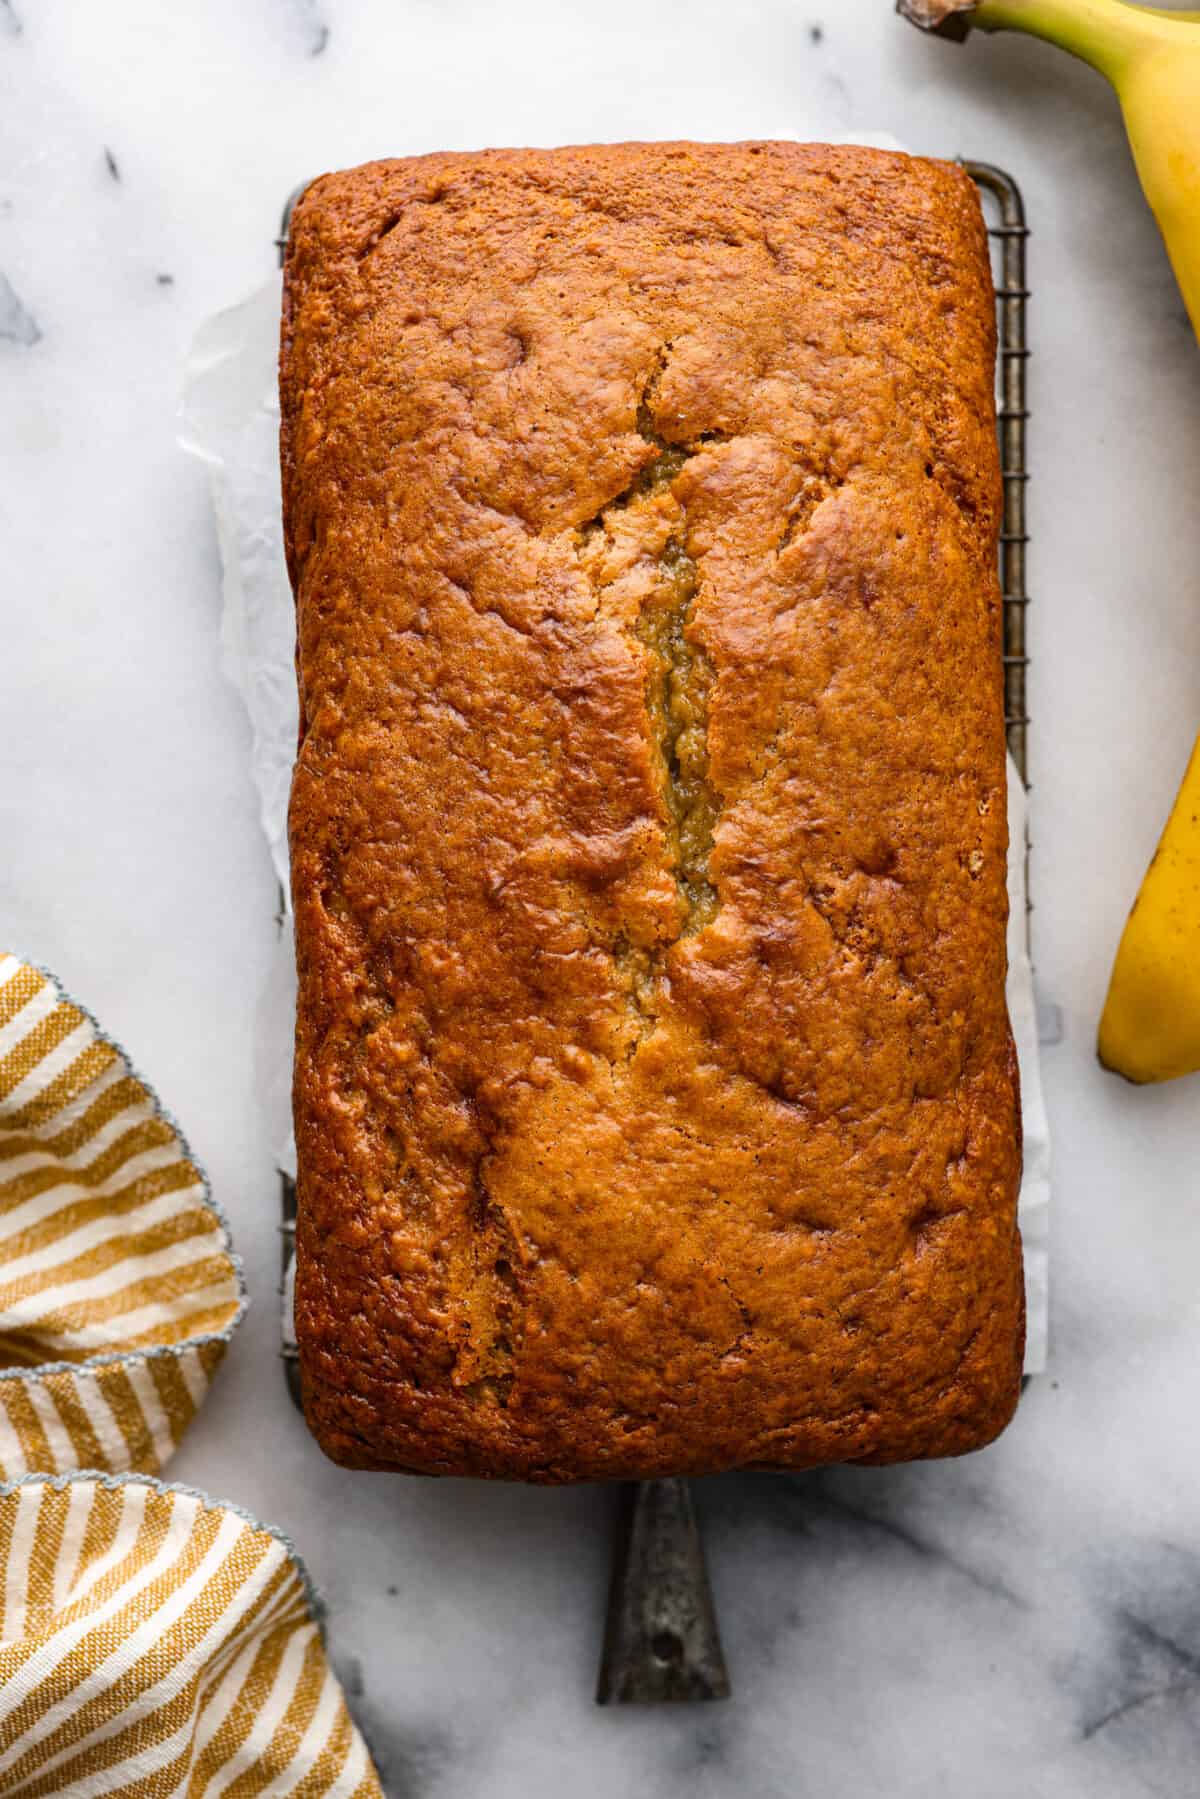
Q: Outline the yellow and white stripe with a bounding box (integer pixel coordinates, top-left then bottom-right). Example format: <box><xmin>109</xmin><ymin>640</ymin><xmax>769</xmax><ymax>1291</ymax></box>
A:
<box><xmin>0</xmin><ymin>955</ymin><xmax>245</xmax><ymax>1479</ymax></box>
<box><xmin>0</xmin><ymin>1473</ymin><xmax>382</xmax><ymax>1797</ymax></box>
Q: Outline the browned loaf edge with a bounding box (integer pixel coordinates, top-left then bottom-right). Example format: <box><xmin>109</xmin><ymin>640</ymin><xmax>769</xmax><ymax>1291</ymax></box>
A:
<box><xmin>281</xmin><ymin>141</ymin><xmax>1024</xmax><ymax>1484</ymax></box>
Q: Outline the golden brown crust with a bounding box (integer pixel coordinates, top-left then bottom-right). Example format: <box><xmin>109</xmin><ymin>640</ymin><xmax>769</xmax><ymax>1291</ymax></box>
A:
<box><xmin>281</xmin><ymin>141</ymin><xmax>1024</xmax><ymax>1483</ymax></box>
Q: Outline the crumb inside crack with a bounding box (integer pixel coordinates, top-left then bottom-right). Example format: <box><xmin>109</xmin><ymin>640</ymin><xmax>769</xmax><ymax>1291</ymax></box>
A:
<box><xmin>634</xmin><ymin>526</ymin><xmax>718</xmax><ymax>934</ymax></box>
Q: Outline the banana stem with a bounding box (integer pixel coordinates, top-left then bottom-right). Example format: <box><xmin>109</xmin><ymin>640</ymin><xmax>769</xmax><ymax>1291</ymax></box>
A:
<box><xmin>970</xmin><ymin>0</ymin><xmax>1176</xmax><ymax>76</ymax></box>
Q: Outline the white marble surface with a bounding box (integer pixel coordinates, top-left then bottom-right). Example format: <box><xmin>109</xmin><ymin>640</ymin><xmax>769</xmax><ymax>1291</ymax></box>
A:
<box><xmin>4</xmin><ymin>3</ymin><xmax>1200</xmax><ymax>1794</ymax></box>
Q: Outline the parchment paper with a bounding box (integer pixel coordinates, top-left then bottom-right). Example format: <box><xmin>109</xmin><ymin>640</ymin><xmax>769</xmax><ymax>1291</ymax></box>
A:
<box><xmin>180</xmin><ymin>275</ymin><xmax>1050</xmax><ymax>1374</ymax></box>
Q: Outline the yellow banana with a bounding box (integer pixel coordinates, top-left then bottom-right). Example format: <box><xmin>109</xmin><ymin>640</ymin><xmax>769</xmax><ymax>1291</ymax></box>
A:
<box><xmin>900</xmin><ymin>0</ymin><xmax>1200</xmax><ymax>1082</ymax></box>
<box><xmin>1098</xmin><ymin>738</ymin><xmax>1200</xmax><ymax>1082</ymax></box>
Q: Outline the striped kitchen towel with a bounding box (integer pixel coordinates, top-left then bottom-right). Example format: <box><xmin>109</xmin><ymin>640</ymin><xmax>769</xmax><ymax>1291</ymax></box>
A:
<box><xmin>0</xmin><ymin>1472</ymin><xmax>382</xmax><ymax>1797</ymax></box>
<box><xmin>0</xmin><ymin>953</ymin><xmax>245</xmax><ymax>1480</ymax></box>
<box><xmin>0</xmin><ymin>960</ymin><xmax>385</xmax><ymax>1792</ymax></box>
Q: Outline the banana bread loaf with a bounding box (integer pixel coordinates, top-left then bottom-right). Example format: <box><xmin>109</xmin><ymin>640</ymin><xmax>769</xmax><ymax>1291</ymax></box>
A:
<box><xmin>281</xmin><ymin>141</ymin><xmax>1024</xmax><ymax>1482</ymax></box>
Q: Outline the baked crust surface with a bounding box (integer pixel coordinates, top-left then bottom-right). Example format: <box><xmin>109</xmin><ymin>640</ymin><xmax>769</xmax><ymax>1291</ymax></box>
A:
<box><xmin>281</xmin><ymin>141</ymin><xmax>1024</xmax><ymax>1482</ymax></box>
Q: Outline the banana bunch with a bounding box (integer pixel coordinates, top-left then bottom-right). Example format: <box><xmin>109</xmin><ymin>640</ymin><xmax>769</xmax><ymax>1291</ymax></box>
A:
<box><xmin>900</xmin><ymin>0</ymin><xmax>1200</xmax><ymax>1083</ymax></box>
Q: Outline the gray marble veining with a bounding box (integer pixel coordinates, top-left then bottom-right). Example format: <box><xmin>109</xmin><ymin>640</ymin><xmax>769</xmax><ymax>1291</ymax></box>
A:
<box><xmin>0</xmin><ymin>269</ymin><xmax>39</xmax><ymax>343</ymax></box>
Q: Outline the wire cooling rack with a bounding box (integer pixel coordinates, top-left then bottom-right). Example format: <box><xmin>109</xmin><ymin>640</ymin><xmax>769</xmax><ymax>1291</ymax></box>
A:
<box><xmin>274</xmin><ymin>159</ymin><xmax>1032</xmax><ymax>1706</ymax></box>
<box><xmin>968</xmin><ymin>163</ymin><xmax>1032</xmax><ymax>788</ymax></box>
